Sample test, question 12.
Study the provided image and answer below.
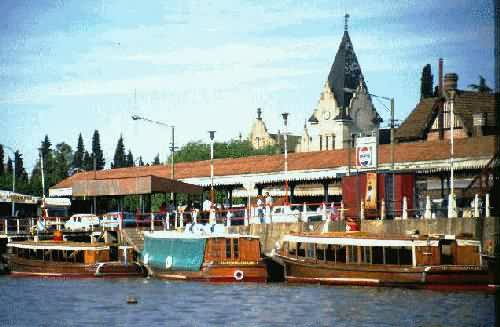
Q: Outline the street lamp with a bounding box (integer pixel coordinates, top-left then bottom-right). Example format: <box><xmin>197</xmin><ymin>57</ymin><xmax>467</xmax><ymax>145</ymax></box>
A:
<box><xmin>3</xmin><ymin>145</ymin><xmax>16</xmax><ymax>216</ymax></box>
<box><xmin>282</xmin><ymin>113</ymin><xmax>289</xmax><ymax>204</ymax></box>
<box><xmin>131</xmin><ymin>114</ymin><xmax>176</xmax><ymax>177</ymax></box>
<box><xmin>208</xmin><ymin>131</ymin><xmax>216</xmax><ymax>203</ymax></box>
<box><xmin>444</xmin><ymin>73</ymin><xmax>458</xmax><ymax>217</ymax></box>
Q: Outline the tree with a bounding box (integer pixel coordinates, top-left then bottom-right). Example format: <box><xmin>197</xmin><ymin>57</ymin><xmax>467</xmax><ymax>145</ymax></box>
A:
<box><xmin>6</xmin><ymin>157</ymin><xmax>12</xmax><ymax>175</ymax></box>
<box><xmin>92</xmin><ymin>130</ymin><xmax>105</xmax><ymax>170</ymax></box>
<box><xmin>468</xmin><ymin>76</ymin><xmax>492</xmax><ymax>93</ymax></box>
<box><xmin>138</xmin><ymin>156</ymin><xmax>145</xmax><ymax>166</ymax></box>
<box><xmin>40</xmin><ymin>135</ymin><xmax>52</xmax><ymax>161</ymax></box>
<box><xmin>126</xmin><ymin>150</ymin><xmax>134</xmax><ymax>167</ymax></box>
<box><xmin>168</xmin><ymin>139</ymin><xmax>280</xmax><ymax>163</ymax></box>
<box><xmin>54</xmin><ymin>142</ymin><xmax>73</xmax><ymax>182</ymax></box>
<box><xmin>14</xmin><ymin>150</ymin><xmax>28</xmax><ymax>182</ymax></box>
<box><xmin>0</xmin><ymin>144</ymin><xmax>4</xmax><ymax>176</ymax></box>
<box><xmin>73</xmin><ymin>133</ymin><xmax>85</xmax><ymax>170</ymax></box>
<box><xmin>153</xmin><ymin>154</ymin><xmax>161</xmax><ymax>165</ymax></box>
<box><xmin>83</xmin><ymin>151</ymin><xmax>93</xmax><ymax>171</ymax></box>
<box><xmin>420</xmin><ymin>64</ymin><xmax>433</xmax><ymax>99</ymax></box>
<box><xmin>112</xmin><ymin>135</ymin><xmax>126</xmax><ymax>169</ymax></box>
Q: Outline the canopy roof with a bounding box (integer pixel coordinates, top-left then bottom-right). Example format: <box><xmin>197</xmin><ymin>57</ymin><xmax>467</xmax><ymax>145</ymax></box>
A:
<box><xmin>72</xmin><ymin>175</ymin><xmax>202</xmax><ymax>197</ymax></box>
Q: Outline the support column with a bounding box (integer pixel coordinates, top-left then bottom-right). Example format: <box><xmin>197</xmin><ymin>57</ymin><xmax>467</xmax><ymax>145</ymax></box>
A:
<box><xmin>289</xmin><ymin>183</ymin><xmax>296</xmax><ymax>204</ymax></box>
<box><xmin>323</xmin><ymin>182</ymin><xmax>329</xmax><ymax>203</ymax></box>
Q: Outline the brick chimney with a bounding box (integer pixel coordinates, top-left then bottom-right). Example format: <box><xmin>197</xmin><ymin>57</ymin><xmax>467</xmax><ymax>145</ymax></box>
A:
<box><xmin>438</xmin><ymin>58</ymin><xmax>443</xmax><ymax>97</ymax></box>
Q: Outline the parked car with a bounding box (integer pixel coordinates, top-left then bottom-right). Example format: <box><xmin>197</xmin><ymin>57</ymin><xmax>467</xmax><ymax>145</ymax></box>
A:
<box><xmin>64</xmin><ymin>214</ymin><xmax>100</xmax><ymax>231</ymax></box>
<box><xmin>101</xmin><ymin>212</ymin><xmax>137</xmax><ymax>228</ymax></box>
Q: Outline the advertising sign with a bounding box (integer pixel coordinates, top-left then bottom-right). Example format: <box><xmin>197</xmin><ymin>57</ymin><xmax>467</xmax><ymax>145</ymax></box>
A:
<box><xmin>365</xmin><ymin>173</ymin><xmax>377</xmax><ymax>210</ymax></box>
<box><xmin>356</xmin><ymin>136</ymin><xmax>377</xmax><ymax>169</ymax></box>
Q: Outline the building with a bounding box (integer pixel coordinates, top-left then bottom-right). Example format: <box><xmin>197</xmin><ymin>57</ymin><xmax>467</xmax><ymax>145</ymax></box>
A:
<box><xmin>249</xmin><ymin>15</ymin><xmax>382</xmax><ymax>153</ymax></box>
<box><xmin>248</xmin><ymin>108</ymin><xmax>301</xmax><ymax>152</ymax></box>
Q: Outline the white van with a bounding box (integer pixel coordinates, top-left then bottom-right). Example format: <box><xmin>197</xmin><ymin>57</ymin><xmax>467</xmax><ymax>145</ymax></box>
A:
<box><xmin>64</xmin><ymin>214</ymin><xmax>100</xmax><ymax>231</ymax></box>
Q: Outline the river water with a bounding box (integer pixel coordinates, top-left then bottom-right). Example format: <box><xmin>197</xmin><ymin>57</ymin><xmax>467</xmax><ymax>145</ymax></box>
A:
<box><xmin>0</xmin><ymin>277</ymin><xmax>495</xmax><ymax>327</ymax></box>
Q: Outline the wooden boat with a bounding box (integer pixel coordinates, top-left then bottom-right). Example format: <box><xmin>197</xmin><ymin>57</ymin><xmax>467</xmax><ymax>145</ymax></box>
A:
<box><xmin>274</xmin><ymin>231</ymin><xmax>491</xmax><ymax>290</ymax></box>
<box><xmin>143</xmin><ymin>226</ymin><xmax>267</xmax><ymax>282</ymax></box>
<box><xmin>7</xmin><ymin>240</ymin><xmax>145</xmax><ymax>278</ymax></box>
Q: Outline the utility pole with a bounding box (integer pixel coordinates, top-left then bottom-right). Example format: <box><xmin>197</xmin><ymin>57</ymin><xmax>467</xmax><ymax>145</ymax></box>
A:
<box><xmin>4</xmin><ymin>145</ymin><xmax>16</xmax><ymax>216</ymax></box>
<box><xmin>209</xmin><ymin>131</ymin><xmax>216</xmax><ymax>203</ymax></box>
<box><xmin>282</xmin><ymin>113</ymin><xmax>289</xmax><ymax>204</ymax></box>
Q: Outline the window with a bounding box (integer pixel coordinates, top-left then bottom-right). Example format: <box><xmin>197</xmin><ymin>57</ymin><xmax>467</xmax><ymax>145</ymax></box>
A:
<box><xmin>225</xmin><ymin>239</ymin><xmax>232</xmax><ymax>259</ymax></box>
<box><xmin>319</xmin><ymin>136</ymin><xmax>323</xmax><ymax>151</ymax></box>
<box><xmin>233</xmin><ymin>239</ymin><xmax>239</xmax><ymax>259</ymax></box>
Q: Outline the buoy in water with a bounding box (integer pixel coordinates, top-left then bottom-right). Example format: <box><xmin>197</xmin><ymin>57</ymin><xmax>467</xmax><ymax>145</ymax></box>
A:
<box><xmin>127</xmin><ymin>296</ymin><xmax>138</xmax><ymax>304</ymax></box>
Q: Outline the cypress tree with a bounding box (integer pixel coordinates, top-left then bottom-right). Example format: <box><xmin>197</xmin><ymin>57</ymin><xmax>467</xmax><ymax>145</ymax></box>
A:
<box><xmin>112</xmin><ymin>135</ymin><xmax>126</xmax><ymax>169</ymax></box>
<box><xmin>83</xmin><ymin>151</ymin><xmax>93</xmax><ymax>171</ymax></box>
<box><xmin>0</xmin><ymin>144</ymin><xmax>4</xmax><ymax>176</ymax></box>
<box><xmin>14</xmin><ymin>151</ymin><xmax>28</xmax><ymax>182</ymax></box>
<box><xmin>6</xmin><ymin>157</ymin><xmax>13</xmax><ymax>175</ymax></box>
<box><xmin>126</xmin><ymin>150</ymin><xmax>134</xmax><ymax>167</ymax></box>
<box><xmin>92</xmin><ymin>130</ymin><xmax>105</xmax><ymax>170</ymax></box>
<box><xmin>40</xmin><ymin>135</ymin><xmax>52</xmax><ymax>160</ymax></box>
<box><xmin>420</xmin><ymin>64</ymin><xmax>433</xmax><ymax>99</ymax></box>
<box><xmin>138</xmin><ymin>156</ymin><xmax>144</xmax><ymax>166</ymax></box>
<box><xmin>153</xmin><ymin>154</ymin><xmax>160</xmax><ymax>165</ymax></box>
<box><xmin>54</xmin><ymin>143</ymin><xmax>72</xmax><ymax>181</ymax></box>
<box><xmin>73</xmin><ymin>133</ymin><xmax>85</xmax><ymax>170</ymax></box>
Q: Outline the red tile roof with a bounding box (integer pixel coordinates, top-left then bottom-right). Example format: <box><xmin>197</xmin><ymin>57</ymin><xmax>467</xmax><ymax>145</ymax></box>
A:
<box><xmin>51</xmin><ymin>136</ymin><xmax>497</xmax><ymax>190</ymax></box>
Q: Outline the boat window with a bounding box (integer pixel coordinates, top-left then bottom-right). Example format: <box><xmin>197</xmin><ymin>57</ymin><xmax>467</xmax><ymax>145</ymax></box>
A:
<box><xmin>360</xmin><ymin>246</ymin><xmax>372</xmax><ymax>264</ymax></box>
<box><xmin>385</xmin><ymin>247</ymin><xmax>412</xmax><ymax>265</ymax></box>
<box><xmin>288</xmin><ymin>242</ymin><xmax>297</xmax><ymax>256</ymax></box>
<box><xmin>371</xmin><ymin>247</ymin><xmax>384</xmax><ymax>264</ymax></box>
<box><xmin>305</xmin><ymin>243</ymin><xmax>315</xmax><ymax>258</ymax></box>
<box><xmin>233</xmin><ymin>239</ymin><xmax>239</xmax><ymax>259</ymax></box>
<box><xmin>297</xmin><ymin>242</ymin><xmax>305</xmax><ymax>257</ymax></box>
<box><xmin>76</xmin><ymin>251</ymin><xmax>84</xmax><ymax>263</ymax></box>
<box><xmin>347</xmin><ymin>245</ymin><xmax>357</xmax><ymax>264</ymax></box>
<box><xmin>316</xmin><ymin>244</ymin><xmax>326</xmax><ymax>261</ymax></box>
<box><xmin>335</xmin><ymin>246</ymin><xmax>347</xmax><ymax>263</ymax></box>
<box><xmin>225</xmin><ymin>239</ymin><xmax>232</xmax><ymax>259</ymax></box>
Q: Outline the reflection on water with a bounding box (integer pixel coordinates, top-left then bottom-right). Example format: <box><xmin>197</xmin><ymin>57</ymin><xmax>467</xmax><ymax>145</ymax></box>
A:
<box><xmin>0</xmin><ymin>277</ymin><xmax>495</xmax><ymax>327</ymax></box>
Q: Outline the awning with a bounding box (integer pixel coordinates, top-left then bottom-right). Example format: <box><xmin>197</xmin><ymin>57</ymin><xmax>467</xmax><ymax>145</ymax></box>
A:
<box><xmin>72</xmin><ymin>175</ymin><xmax>202</xmax><ymax>197</ymax></box>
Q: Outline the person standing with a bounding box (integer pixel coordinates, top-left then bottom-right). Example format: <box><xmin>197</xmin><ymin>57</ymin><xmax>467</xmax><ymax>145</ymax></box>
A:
<box><xmin>264</xmin><ymin>192</ymin><xmax>273</xmax><ymax>223</ymax></box>
<box><xmin>257</xmin><ymin>195</ymin><xmax>265</xmax><ymax>224</ymax></box>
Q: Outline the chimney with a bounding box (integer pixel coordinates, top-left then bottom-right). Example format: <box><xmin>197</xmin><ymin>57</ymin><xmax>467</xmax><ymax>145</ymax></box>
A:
<box><xmin>472</xmin><ymin>113</ymin><xmax>486</xmax><ymax>136</ymax></box>
<box><xmin>443</xmin><ymin>73</ymin><xmax>458</xmax><ymax>95</ymax></box>
<box><xmin>438</xmin><ymin>58</ymin><xmax>443</xmax><ymax>97</ymax></box>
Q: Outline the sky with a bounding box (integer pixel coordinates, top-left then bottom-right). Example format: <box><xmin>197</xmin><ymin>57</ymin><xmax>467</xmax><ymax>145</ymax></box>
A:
<box><xmin>0</xmin><ymin>0</ymin><xmax>495</xmax><ymax>173</ymax></box>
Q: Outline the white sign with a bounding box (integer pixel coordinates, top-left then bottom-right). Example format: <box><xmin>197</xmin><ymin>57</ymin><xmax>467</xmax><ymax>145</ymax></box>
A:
<box><xmin>356</xmin><ymin>136</ymin><xmax>377</xmax><ymax>168</ymax></box>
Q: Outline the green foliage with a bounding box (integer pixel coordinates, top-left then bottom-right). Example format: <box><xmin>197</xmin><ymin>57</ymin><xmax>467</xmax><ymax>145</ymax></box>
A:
<box><xmin>0</xmin><ymin>145</ymin><xmax>4</xmax><ymax>176</ymax></box>
<box><xmin>126</xmin><ymin>150</ymin><xmax>134</xmax><ymax>167</ymax></box>
<box><xmin>420</xmin><ymin>64</ymin><xmax>433</xmax><ymax>99</ymax></box>
<box><xmin>170</xmin><ymin>139</ymin><xmax>280</xmax><ymax>163</ymax></box>
<box><xmin>92</xmin><ymin>130</ymin><xmax>105</xmax><ymax>170</ymax></box>
<box><xmin>112</xmin><ymin>135</ymin><xmax>127</xmax><ymax>169</ymax></box>
<box><xmin>153</xmin><ymin>154</ymin><xmax>160</xmax><ymax>165</ymax></box>
<box><xmin>138</xmin><ymin>156</ymin><xmax>145</xmax><ymax>166</ymax></box>
<box><xmin>73</xmin><ymin>133</ymin><xmax>85</xmax><ymax>170</ymax></box>
<box><xmin>468</xmin><ymin>76</ymin><xmax>492</xmax><ymax>93</ymax></box>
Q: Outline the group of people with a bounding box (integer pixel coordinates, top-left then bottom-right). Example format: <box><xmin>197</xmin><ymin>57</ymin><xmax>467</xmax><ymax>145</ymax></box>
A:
<box><xmin>256</xmin><ymin>192</ymin><xmax>273</xmax><ymax>223</ymax></box>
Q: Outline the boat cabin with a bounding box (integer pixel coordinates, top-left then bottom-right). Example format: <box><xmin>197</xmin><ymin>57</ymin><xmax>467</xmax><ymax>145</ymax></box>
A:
<box><xmin>7</xmin><ymin>241</ymin><xmax>134</xmax><ymax>265</ymax></box>
<box><xmin>280</xmin><ymin>232</ymin><xmax>482</xmax><ymax>267</ymax></box>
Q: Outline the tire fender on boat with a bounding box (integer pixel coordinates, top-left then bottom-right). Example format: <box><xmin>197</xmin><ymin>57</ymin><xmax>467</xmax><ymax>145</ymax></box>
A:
<box><xmin>233</xmin><ymin>270</ymin><xmax>244</xmax><ymax>281</ymax></box>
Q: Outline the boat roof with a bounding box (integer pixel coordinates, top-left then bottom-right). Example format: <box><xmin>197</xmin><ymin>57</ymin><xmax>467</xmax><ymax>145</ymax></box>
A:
<box><xmin>144</xmin><ymin>231</ymin><xmax>260</xmax><ymax>240</ymax></box>
<box><xmin>7</xmin><ymin>240</ymin><xmax>110</xmax><ymax>251</ymax></box>
<box><xmin>283</xmin><ymin>232</ymin><xmax>480</xmax><ymax>247</ymax></box>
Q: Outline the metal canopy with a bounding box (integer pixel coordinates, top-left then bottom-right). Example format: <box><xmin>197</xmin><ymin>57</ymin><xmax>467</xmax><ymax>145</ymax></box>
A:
<box><xmin>72</xmin><ymin>175</ymin><xmax>202</xmax><ymax>197</ymax></box>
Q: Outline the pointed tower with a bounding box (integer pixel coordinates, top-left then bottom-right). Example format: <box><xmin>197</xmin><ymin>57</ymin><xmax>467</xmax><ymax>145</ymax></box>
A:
<box><xmin>308</xmin><ymin>14</ymin><xmax>379</xmax><ymax>151</ymax></box>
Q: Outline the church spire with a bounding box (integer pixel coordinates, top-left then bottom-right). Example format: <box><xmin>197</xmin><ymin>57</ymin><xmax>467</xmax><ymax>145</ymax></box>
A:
<box><xmin>344</xmin><ymin>13</ymin><xmax>349</xmax><ymax>32</ymax></box>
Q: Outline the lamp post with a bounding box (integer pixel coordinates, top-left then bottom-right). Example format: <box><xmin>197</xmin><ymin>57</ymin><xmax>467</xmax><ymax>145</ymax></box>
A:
<box><xmin>131</xmin><ymin>115</ymin><xmax>176</xmax><ymax>199</ymax></box>
<box><xmin>3</xmin><ymin>145</ymin><xmax>16</xmax><ymax>216</ymax></box>
<box><xmin>208</xmin><ymin>131</ymin><xmax>216</xmax><ymax>203</ymax></box>
<box><xmin>282</xmin><ymin>113</ymin><xmax>289</xmax><ymax>204</ymax></box>
<box><xmin>444</xmin><ymin>73</ymin><xmax>458</xmax><ymax>217</ymax></box>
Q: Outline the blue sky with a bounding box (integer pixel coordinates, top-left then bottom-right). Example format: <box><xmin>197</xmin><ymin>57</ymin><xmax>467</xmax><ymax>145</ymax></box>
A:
<box><xmin>0</xmin><ymin>0</ymin><xmax>495</xmax><ymax>172</ymax></box>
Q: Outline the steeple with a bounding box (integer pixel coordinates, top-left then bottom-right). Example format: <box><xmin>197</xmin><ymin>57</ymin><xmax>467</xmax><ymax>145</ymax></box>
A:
<box><xmin>327</xmin><ymin>14</ymin><xmax>366</xmax><ymax>110</ymax></box>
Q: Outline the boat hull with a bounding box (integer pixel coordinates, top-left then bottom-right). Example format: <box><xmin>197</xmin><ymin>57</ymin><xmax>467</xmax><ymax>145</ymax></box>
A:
<box><xmin>279</xmin><ymin>255</ymin><xmax>490</xmax><ymax>290</ymax></box>
<box><xmin>154</xmin><ymin>263</ymin><xmax>267</xmax><ymax>282</ymax></box>
<box><xmin>8</xmin><ymin>256</ymin><xmax>145</xmax><ymax>278</ymax></box>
